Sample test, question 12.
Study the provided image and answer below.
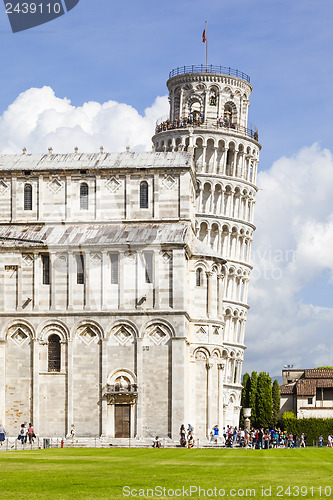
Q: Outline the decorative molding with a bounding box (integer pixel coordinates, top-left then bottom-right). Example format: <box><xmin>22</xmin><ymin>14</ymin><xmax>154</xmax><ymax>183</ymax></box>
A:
<box><xmin>47</xmin><ymin>177</ymin><xmax>63</xmax><ymax>194</ymax></box>
<box><xmin>112</xmin><ymin>325</ymin><xmax>134</xmax><ymax>346</ymax></box>
<box><xmin>162</xmin><ymin>175</ymin><xmax>176</xmax><ymax>190</ymax></box>
<box><xmin>0</xmin><ymin>179</ymin><xmax>9</xmax><ymax>194</ymax></box>
<box><xmin>106</xmin><ymin>177</ymin><xmax>121</xmax><ymax>193</ymax></box>
<box><xmin>22</xmin><ymin>254</ymin><xmax>34</xmax><ymax>267</ymax></box>
<box><xmin>145</xmin><ymin>324</ymin><xmax>170</xmax><ymax>346</ymax></box>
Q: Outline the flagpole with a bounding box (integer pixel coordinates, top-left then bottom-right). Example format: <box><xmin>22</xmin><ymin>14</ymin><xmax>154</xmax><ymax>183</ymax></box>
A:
<box><xmin>205</xmin><ymin>20</ymin><xmax>208</xmax><ymax>71</ymax></box>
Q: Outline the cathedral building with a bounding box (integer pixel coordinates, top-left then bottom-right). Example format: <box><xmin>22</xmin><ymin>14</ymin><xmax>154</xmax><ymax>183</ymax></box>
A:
<box><xmin>0</xmin><ymin>65</ymin><xmax>260</xmax><ymax>441</ymax></box>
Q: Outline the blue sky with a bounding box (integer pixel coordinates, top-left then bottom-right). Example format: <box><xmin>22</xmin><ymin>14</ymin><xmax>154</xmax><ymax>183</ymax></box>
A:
<box><xmin>0</xmin><ymin>0</ymin><xmax>333</xmax><ymax>376</ymax></box>
<box><xmin>1</xmin><ymin>0</ymin><xmax>333</xmax><ymax>167</ymax></box>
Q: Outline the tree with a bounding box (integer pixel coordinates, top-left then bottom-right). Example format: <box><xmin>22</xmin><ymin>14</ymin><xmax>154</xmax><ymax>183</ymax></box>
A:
<box><xmin>248</xmin><ymin>371</ymin><xmax>258</xmax><ymax>427</ymax></box>
<box><xmin>256</xmin><ymin>372</ymin><xmax>272</xmax><ymax>428</ymax></box>
<box><xmin>240</xmin><ymin>373</ymin><xmax>251</xmax><ymax>427</ymax></box>
<box><xmin>272</xmin><ymin>379</ymin><xmax>281</xmax><ymax>427</ymax></box>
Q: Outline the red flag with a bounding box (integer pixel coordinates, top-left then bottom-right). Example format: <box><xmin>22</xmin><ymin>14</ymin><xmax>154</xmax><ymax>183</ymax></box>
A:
<box><xmin>202</xmin><ymin>29</ymin><xmax>206</xmax><ymax>43</ymax></box>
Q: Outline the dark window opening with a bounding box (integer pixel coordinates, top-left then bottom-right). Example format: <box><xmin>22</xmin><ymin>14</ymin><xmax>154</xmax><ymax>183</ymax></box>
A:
<box><xmin>144</xmin><ymin>252</ymin><xmax>153</xmax><ymax>284</ymax></box>
<box><xmin>76</xmin><ymin>254</ymin><xmax>84</xmax><ymax>284</ymax></box>
<box><xmin>110</xmin><ymin>254</ymin><xmax>119</xmax><ymax>284</ymax></box>
<box><xmin>140</xmin><ymin>181</ymin><xmax>148</xmax><ymax>209</ymax></box>
<box><xmin>24</xmin><ymin>184</ymin><xmax>32</xmax><ymax>211</ymax></box>
<box><xmin>80</xmin><ymin>183</ymin><xmax>89</xmax><ymax>210</ymax></box>
<box><xmin>42</xmin><ymin>255</ymin><xmax>50</xmax><ymax>285</ymax></box>
<box><xmin>308</xmin><ymin>398</ymin><xmax>313</xmax><ymax>405</ymax></box>
<box><xmin>48</xmin><ymin>334</ymin><xmax>61</xmax><ymax>372</ymax></box>
<box><xmin>196</xmin><ymin>268</ymin><xmax>202</xmax><ymax>286</ymax></box>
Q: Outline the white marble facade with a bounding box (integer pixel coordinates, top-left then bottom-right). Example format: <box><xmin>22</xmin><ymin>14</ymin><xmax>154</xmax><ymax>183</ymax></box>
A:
<box><xmin>0</xmin><ymin>66</ymin><xmax>260</xmax><ymax>440</ymax></box>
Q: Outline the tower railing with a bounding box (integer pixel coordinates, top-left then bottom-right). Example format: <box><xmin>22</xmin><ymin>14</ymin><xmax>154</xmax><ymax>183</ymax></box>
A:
<box><xmin>155</xmin><ymin>117</ymin><xmax>259</xmax><ymax>141</ymax></box>
<box><xmin>169</xmin><ymin>65</ymin><xmax>250</xmax><ymax>83</ymax></box>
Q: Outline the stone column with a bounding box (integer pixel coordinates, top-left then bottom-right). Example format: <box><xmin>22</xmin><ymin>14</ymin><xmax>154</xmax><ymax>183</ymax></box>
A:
<box><xmin>0</xmin><ymin>266</ymin><xmax>4</xmax><ymax>314</ymax></box>
<box><xmin>217</xmin><ymin>274</ymin><xmax>224</xmax><ymax>319</ymax></box>
<box><xmin>170</xmin><ymin>93</ymin><xmax>175</xmax><ymax>122</ymax></box>
<box><xmin>237</xmin><ymin>152</ymin><xmax>244</xmax><ymax>177</ymax></box>
<box><xmin>32</xmin><ymin>339</ymin><xmax>40</xmax><ymax>432</ymax></box>
<box><xmin>66</xmin><ymin>339</ymin><xmax>74</xmax><ymax>437</ymax></box>
<box><xmin>153</xmin><ymin>174</ymin><xmax>159</xmax><ymax>219</ymax></box>
<box><xmin>179</xmin><ymin>88</ymin><xmax>184</xmax><ymax>118</ymax></box>
<box><xmin>209</xmin><ymin>187</ymin><xmax>214</xmax><ymax>213</ymax></box>
<box><xmin>17</xmin><ymin>264</ymin><xmax>22</xmax><ymax>311</ymax></box>
<box><xmin>125</xmin><ymin>174</ymin><xmax>131</xmax><ymax>220</ymax></box>
<box><xmin>65</xmin><ymin>175</ymin><xmax>72</xmax><ymax>220</ymax></box>
<box><xmin>33</xmin><ymin>253</ymin><xmax>40</xmax><ymax>310</ymax></box>
<box><xmin>212</xmin><ymin>147</ymin><xmax>217</xmax><ymax>174</ymax></box>
<box><xmin>50</xmin><ymin>252</ymin><xmax>56</xmax><ymax>310</ymax></box>
<box><xmin>206</xmin><ymin>360</ymin><xmax>214</xmax><ymax>438</ymax></box>
<box><xmin>217</xmin><ymin>362</ymin><xmax>225</xmax><ymax>434</ymax></box>
<box><xmin>11</xmin><ymin>175</ymin><xmax>17</xmax><ymax>221</ymax></box>
<box><xmin>67</xmin><ymin>252</ymin><xmax>74</xmax><ymax>310</ymax></box>
<box><xmin>172</xmin><ymin>249</ymin><xmax>187</xmax><ymax>310</ymax></box>
<box><xmin>101</xmin><ymin>251</ymin><xmax>108</xmax><ymax>310</ymax></box>
<box><xmin>37</xmin><ymin>175</ymin><xmax>43</xmax><ymax>220</ymax></box>
<box><xmin>198</xmin><ymin>185</ymin><xmax>203</xmax><ymax>213</ymax></box>
<box><xmin>232</xmin><ymin>151</ymin><xmax>238</xmax><ymax>177</ymax></box>
<box><xmin>221</xmin><ymin>147</ymin><xmax>227</xmax><ymax>176</ymax></box>
<box><xmin>84</xmin><ymin>252</ymin><xmax>90</xmax><ymax>310</ymax></box>
<box><xmin>0</xmin><ymin>341</ymin><xmax>5</xmax><ymax>425</ymax></box>
<box><xmin>206</xmin><ymin>271</ymin><xmax>213</xmax><ymax>318</ymax></box>
<box><xmin>153</xmin><ymin>250</ymin><xmax>160</xmax><ymax>309</ymax></box>
<box><xmin>100</xmin><ymin>337</ymin><xmax>109</xmax><ymax>437</ymax></box>
<box><xmin>244</xmin><ymin>279</ymin><xmax>249</xmax><ymax>303</ymax></box>
<box><xmin>95</xmin><ymin>174</ymin><xmax>101</xmax><ymax>220</ymax></box>
<box><xmin>202</xmin><ymin>146</ymin><xmax>207</xmax><ymax>172</ymax></box>
<box><xmin>118</xmin><ymin>251</ymin><xmax>125</xmax><ymax>309</ymax></box>
<box><xmin>239</xmin><ymin>321</ymin><xmax>246</xmax><ymax>344</ymax></box>
<box><xmin>237</xmin><ymin>361</ymin><xmax>243</xmax><ymax>384</ymax></box>
<box><xmin>135</xmin><ymin>337</ymin><xmax>143</xmax><ymax>438</ymax></box>
<box><xmin>171</xmin><ymin>337</ymin><xmax>186</xmax><ymax>439</ymax></box>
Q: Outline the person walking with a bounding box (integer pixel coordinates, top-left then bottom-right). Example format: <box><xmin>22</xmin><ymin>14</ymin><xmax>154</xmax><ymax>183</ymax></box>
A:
<box><xmin>0</xmin><ymin>424</ymin><xmax>5</xmax><ymax>445</ymax></box>
<box><xmin>319</xmin><ymin>434</ymin><xmax>324</xmax><ymax>447</ymax></box>
<box><xmin>70</xmin><ymin>424</ymin><xmax>76</xmax><ymax>443</ymax></box>
<box><xmin>28</xmin><ymin>423</ymin><xmax>35</xmax><ymax>444</ymax></box>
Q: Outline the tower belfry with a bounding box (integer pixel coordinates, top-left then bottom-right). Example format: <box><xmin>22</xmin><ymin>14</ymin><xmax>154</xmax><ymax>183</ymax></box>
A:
<box><xmin>153</xmin><ymin>64</ymin><xmax>261</xmax><ymax>425</ymax></box>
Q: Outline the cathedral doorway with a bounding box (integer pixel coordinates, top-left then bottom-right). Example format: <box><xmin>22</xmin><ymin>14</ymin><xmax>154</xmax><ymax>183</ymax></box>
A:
<box><xmin>115</xmin><ymin>404</ymin><xmax>131</xmax><ymax>438</ymax></box>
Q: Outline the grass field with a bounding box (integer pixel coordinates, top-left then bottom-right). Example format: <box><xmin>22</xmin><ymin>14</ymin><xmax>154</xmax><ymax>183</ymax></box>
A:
<box><xmin>0</xmin><ymin>447</ymin><xmax>332</xmax><ymax>499</ymax></box>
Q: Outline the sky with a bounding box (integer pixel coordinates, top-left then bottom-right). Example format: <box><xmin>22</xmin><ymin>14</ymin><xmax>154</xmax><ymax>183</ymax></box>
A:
<box><xmin>0</xmin><ymin>0</ymin><xmax>332</xmax><ymax>377</ymax></box>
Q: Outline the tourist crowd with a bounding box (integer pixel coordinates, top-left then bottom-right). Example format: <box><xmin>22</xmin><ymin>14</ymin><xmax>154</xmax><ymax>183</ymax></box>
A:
<box><xmin>156</xmin><ymin>115</ymin><xmax>237</xmax><ymax>133</ymax></box>
<box><xmin>177</xmin><ymin>424</ymin><xmax>333</xmax><ymax>449</ymax></box>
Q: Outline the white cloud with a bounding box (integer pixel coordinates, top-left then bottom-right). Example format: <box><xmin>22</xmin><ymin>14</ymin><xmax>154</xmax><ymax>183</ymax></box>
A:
<box><xmin>0</xmin><ymin>87</ymin><xmax>169</xmax><ymax>154</ymax></box>
<box><xmin>1</xmin><ymin>88</ymin><xmax>332</xmax><ymax>377</ymax></box>
<box><xmin>245</xmin><ymin>144</ymin><xmax>333</xmax><ymax>376</ymax></box>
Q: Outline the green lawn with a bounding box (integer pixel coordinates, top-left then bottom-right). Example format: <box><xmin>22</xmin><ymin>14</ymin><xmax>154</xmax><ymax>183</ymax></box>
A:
<box><xmin>0</xmin><ymin>447</ymin><xmax>332</xmax><ymax>499</ymax></box>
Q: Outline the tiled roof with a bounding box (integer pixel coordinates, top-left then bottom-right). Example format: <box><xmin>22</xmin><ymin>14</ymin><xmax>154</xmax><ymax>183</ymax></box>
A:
<box><xmin>304</xmin><ymin>369</ymin><xmax>333</xmax><ymax>379</ymax></box>
<box><xmin>0</xmin><ymin>222</ymin><xmax>225</xmax><ymax>262</ymax></box>
<box><xmin>0</xmin><ymin>152</ymin><xmax>192</xmax><ymax>172</ymax></box>
<box><xmin>280</xmin><ymin>384</ymin><xmax>295</xmax><ymax>395</ymax></box>
<box><xmin>296</xmin><ymin>378</ymin><xmax>333</xmax><ymax>396</ymax></box>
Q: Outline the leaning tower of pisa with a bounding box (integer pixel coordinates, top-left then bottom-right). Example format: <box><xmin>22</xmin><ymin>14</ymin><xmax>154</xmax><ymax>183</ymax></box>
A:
<box><xmin>152</xmin><ymin>64</ymin><xmax>261</xmax><ymax>427</ymax></box>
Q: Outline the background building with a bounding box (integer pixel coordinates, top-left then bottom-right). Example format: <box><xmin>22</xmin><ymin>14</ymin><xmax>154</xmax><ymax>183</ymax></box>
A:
<box><xmin>280</xmin><ymin>368</ymin><xmax>333</xmax><ymax>419</ymax></box>
<box><xmin>0</xmin><ymin>65</ymin><xmax>260</xmax><ymax>441</ymax></box>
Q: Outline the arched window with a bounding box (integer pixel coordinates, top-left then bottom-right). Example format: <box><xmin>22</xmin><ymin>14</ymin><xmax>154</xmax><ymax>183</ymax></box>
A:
<box><xmin>24</xmin><ymin>184</ymin><xmax>32</xmax><ymax>211</ymax></box>
<box><xmin>80</xmin><ymin>183</ymin><xmax>88</xmax><ymax>210</ymax></box>
<box><xmin>48</xmin><ymin>334</ymin><xmax>61</xmax><ymax>372</ymax></box>
<box><xmin>196</xmin><ymin>268</ymin><xmax>202</xmax><ymax>287</ymax></box>
<box><xmin>140</xmin><ymin>181</ymin><xmax>148</xmax><ymax>209</ymax></box>
<box><xmin>209</xmin><ymin>88</ymin><xmax>217</xmax><ymax>106</ymax></box>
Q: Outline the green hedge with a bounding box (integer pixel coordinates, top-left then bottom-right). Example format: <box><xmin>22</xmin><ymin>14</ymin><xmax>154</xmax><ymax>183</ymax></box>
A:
<box><xmin>281</xmin><ymin>412</ymin><xmax>333</xmax><ymax>444</ymax></box>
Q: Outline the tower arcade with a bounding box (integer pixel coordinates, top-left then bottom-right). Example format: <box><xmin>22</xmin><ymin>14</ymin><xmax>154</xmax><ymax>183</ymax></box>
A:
<box><xmin>153</xmin><ymin>65</ymin><xmax>261</xmax><ymax>424</ymax></box>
